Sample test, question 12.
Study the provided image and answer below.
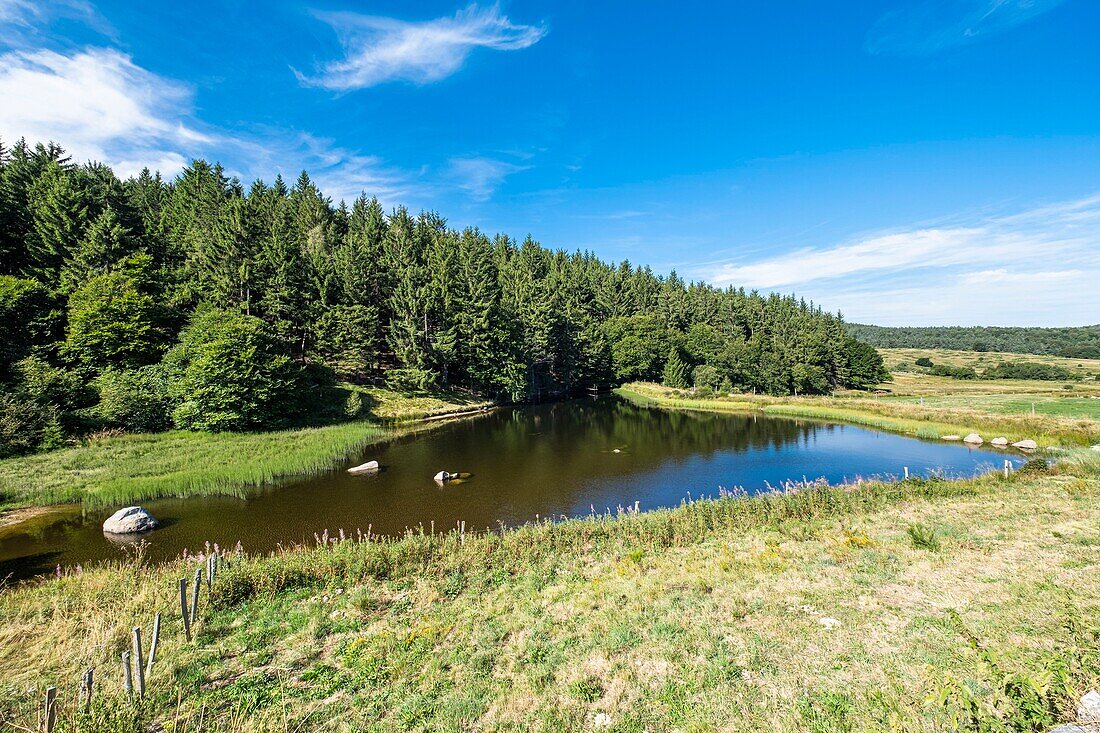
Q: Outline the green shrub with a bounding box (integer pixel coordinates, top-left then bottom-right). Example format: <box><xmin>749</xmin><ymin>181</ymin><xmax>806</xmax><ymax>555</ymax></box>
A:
<box><xmin>568</xmin><ymin>676</ymin><xmax>604</xmax><ymax>702</ymax></box>
<box><xmin>0</xmin><ymin>275</ymin><xmax>57</xmax><ymax>378</ymax></box>
<box><xmin>693</xmin><ymin>364</ymin><xmax>720</xmax><ymax>390</ymax></box>
<box><xmin>344</xmin><ymin>391</ymin><xmax>365</xmax><ymax>419</ymax></box>
<box><xmin>65</xmin><ymin>269</ymin><xmax>165</xmax><ymax>371</ymax></box>
<box><xmin>385</xmin><ymin>367</ymin><xmax>439</xmax><ymax>393</ymax></box>
<box><xmin>982</xmin><ymin>361</ymin><xmax>1079</xmax><ymax>381</ymax></box>
<box><xmin>93</xmin><ymin>367</ymin><xmax>171</xmax><ymax>432</ymax></box>
<box><xmin>929</xmin><ymin>364</ymin><xmax>977</xmax><ymax>380</ymax></box>
<box><xmin>915</xmin><ymin>357</ymin><xmax>934</xmax><ymax>368</ymax></box>
<box><xmin>0</xmin><ymin>392</ymin><xmax>52</xmax><ymax>457</ymax></box>
<box><xmin>907</xmin><ymin>523</ymin><xmax>941</xmax><ymax>551</ymax></box>
<box><xmin>163</xmin><ymin>309</ymin><xmax>303</xmax><ymax>432</ymax></box>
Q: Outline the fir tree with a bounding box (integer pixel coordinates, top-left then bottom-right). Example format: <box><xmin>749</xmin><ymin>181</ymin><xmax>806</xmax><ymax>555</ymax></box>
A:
<box><xmin>662</xmin><ymin>347</ymin><xmax>689</xmax><ymax>388</ymax></box>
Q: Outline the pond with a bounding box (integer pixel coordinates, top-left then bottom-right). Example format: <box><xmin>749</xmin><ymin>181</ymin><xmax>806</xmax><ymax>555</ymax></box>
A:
<box><xmin>0</xmin><ymin>395</ymin><xmax>1023</xmax><ymax>580</ymax></box>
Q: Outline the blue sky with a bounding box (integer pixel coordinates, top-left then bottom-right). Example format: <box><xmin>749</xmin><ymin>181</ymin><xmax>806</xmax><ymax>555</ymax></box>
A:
<box><xmin>2</xmin><ymin>0</ymin><xmax>1099</xmax><ymax>326</ymax></box>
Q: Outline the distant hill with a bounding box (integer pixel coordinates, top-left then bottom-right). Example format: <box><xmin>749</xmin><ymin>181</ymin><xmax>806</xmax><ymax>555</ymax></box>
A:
<box><xmin>846</xmin><ymin>324</ymin><xmax>1100</xmax><ymax>359</ymax></box>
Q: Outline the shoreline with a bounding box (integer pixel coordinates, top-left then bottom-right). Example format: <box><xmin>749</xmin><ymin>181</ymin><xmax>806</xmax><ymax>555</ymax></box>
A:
<box><xmin>0</xmin><ymin>390</ymin><xmax>498</xmax><ymax>528</ymax></box>
<box><xmin>2</xmin><ymin>457</ymin><xmax>1098</xmax><ymax>730</ymax></box>
<box><xmin>616</xmin><ymin>382</ymin><xmax>1100</xmax><ymax>449</ymax></box>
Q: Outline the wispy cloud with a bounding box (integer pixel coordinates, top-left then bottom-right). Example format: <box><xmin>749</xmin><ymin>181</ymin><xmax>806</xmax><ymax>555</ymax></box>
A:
<box><xmin>695</xmin><ymin>194</ymin><xmax>1100</xmax><ymax>326</ymax></box>
<box><xmin>0</xmin><ymin>0</ymin><xmax>114</xmax><ymax>45</ymax></box>
<box><xmin>298</xmin><ymin>3</ymin><xmax>546</xmax><ymax>91</ymax></box>
<box><xmin>446</xmin><ymin>156</ymin><xmax>527</xmax><ymax>201</ymax></box>
<box><xmin>866</xmin><ymin>0</ymin><xmax>1067</xmax><ymax>56</ymax></box>
<box><xmin>0</xmin><ymin>46</ymin><xmax>422</xmax><ymax>204</ymax></box>
<box><xmin>0</xmin><ymin>47</ymin><xmax>200</xmax><ymax>176</ymax></box>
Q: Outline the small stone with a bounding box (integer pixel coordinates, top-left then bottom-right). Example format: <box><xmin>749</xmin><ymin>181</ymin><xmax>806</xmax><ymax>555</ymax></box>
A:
<box><xmin>1091</xmin><ymin>444</ymin><xmax>1100</xmax><ymax>452</ymax></box>
<box><xmin>819</xmin><ymin>617</ymin><xmax>840</xmax><ymax>629</ymax></box>
<box><xmin>102</xmin><ymin>506</ymin><xmax>159</xmax><ymax>535</ymax></box>
<box><xmin>593</xmin><ymin>713</ymin><xmax>613</xmax><ymax>728</ymax></box>
<box><xmin>941</xmin><ymin>435</ymin><xmax>961</xmax><ymax>441</ymax></box>
<box><xmin>1012</xmin><ymin>439</ymin><xmax>1039</xmax><ymax>450</ymax></box>
<box><xmin>990</xmin><ymin>437</ymin><xmax>1008</xmax><ymax>446</ymax></box>
<box><xmin>348</xmin><ymin>460</ymin><xmax>379</xmax><ymax>474</ymax></box>
<box><xmin>1079</xmin><ymin>690</ymin><xmax>1100</xmax><ymax>722</ymax></box>
<box><xmin>963</xmin><ymin>433</ymin><xmax>983</xmax><ymax>445</ymax></box>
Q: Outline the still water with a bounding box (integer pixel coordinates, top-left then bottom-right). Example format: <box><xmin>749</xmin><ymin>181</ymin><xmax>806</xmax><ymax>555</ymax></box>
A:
<box><xmin>0</xmin><ymin>396</ymin><xmax>1022</xmax><ymax>579</ymax></box>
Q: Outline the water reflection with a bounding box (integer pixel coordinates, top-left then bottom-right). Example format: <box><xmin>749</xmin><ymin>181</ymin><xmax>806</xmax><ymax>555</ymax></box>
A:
<box><xmin>0</xmin><ymin>396</ymin><xmax>1021</xmax><ymax>580</ymax></box>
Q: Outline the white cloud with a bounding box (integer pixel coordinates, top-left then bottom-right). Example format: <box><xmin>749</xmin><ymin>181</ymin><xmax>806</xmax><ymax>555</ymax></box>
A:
<box><xmin>0</xmin><ymin>45</ymin><xmax>425</xmax><ymax>204</ymax></box>
<box><xmin>299</xmin><ymin>3</ymin><xmax>546</xmax><ymax>91</ymax></box>
<box><xmin>0</xmin><ymin>47</ymin><xmax>203</xmax><ymax>177</ymax></box>
<box><xmin>696</xmin><ymin>194</ymin><xmax>1100</xmax><ymax>326</ymax></box>
<box><xmin>822</xmin><ymin>269</ymin><xmax>1100</xmax><ymax>327</ymax></box>
<box><xmin>707</xmin><ymin>228</ymin><xmax>989</xmax><ymax>289</ymax></box>
<box><xmin>866</xmin><ymin>0</ymin><xmax>1068</xmax><ymax>56</ymax></box>
<box><xmin>231</xmin><ymin>131</ymin><xmax>422</xmax><ymax>206</ymax></box>
<box><xmin>446</xmin><ymin>156</ymin><xmax>527</xmax><ymax>201</ymax></box>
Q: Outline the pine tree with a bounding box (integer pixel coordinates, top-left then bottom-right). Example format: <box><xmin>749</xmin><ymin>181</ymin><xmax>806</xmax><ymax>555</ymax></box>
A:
<box><xmin>662</xmin><ymin>347</ymin><xmax>689</xmax><ymax>388</ymax></box>
<box><xmin>61</xmin><ymin>204</ymin><xmax>131</xmax><ymax>291</ymax></box>
<box><xmin>253</xmin><ymin>177</ymin><xmax>308</xmax><ymax>346</ymax></box>
<box><xmin>205</xmin><ymin>194</ymin><xmax>258</xmax><ymax>312</ymax></box>
<box><xmin>168</xmin><ymin>159</ymin><xmax>228</xmax><ymax>303</ymax></box>
<box><xmin>384</xmin><ymin>207</ymin><xmax>435</xmax><ymax>388</ymax></box>
<box><xmin>27</xmin><ymin>161</ymin><xmax>87</xmax><ymax>288</ymax></box>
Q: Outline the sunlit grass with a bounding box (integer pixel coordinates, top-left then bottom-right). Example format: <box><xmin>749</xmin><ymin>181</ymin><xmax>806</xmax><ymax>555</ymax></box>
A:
<box><xmin>0</xmin><ymin>387</ymin><xmax>493</xmax><ymax>512</ymax></box>
<box><xmin>0</xmin><ymin>422</ymin><xmax>386</xmax><ymax>510</ymax></box>
<box><xmin>619</xmin><ymin>382</ymin><xmax>1100</xmax><ymax>448</ymax></box>
<box><xmin>1</xmin><ymin>461</ymin><xmax>1098</xmax><ymax>731</ymax></box>
<box><xmin>878</xmin><ymin>346</ymin><xmax>1100</xmax><ymax>377</ymax></box>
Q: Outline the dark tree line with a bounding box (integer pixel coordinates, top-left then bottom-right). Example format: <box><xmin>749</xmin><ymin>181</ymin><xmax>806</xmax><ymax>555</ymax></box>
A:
<box><xmin>848</xmin><ymin>323</ymin><xmax>1100</xmax><ymax>359</ymax></box>
<box><xmin>0</xmin><ymin>138</ymin><xmax>885</xmax><ymax>456</ymax></box>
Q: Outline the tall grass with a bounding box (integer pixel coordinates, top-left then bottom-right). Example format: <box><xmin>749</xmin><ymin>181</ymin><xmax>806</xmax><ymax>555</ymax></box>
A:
<box><xmin>0</xmin><ymin>421</ymin><xmax>386</xmax><ymax>510</ymax></box>
<box><xmin>2</xmin><ymin>462</ymin><xmax>1096</xmax><ymax>731</ymax></box>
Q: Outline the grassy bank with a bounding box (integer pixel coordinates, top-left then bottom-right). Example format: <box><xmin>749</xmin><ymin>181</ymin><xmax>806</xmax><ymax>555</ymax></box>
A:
<box><xmin>618</xmin><ymin>382</ymin><xmax>1100</xmax><ymax>448</ymax></box>
<box><xmin>0</xmin><ymin>388</ymin><xmax>493</xmax><ymax>513</ymax></box>
<box><xmin>1</xmin><ymin>456</ymin><xmax>1098</xmax><ymax>731</ymax></box>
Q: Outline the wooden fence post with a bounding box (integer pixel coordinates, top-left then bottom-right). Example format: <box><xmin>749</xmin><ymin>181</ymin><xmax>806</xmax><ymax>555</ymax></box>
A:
<box><xmin>190</xmin><ymin>566</ymin><xmax>202</xmax><ymax>624</ymax></box>
<box><xmin>146</xmin><ymin>612</ymin><xmax>161</xmax><ymax>675</ymax></box>
<box><xmin>43</xmin><ymin>686</ymin><xmax>57</xmax><ymax>732</ymax></box>
<box><xmin>132</xmin><ymin>627</ymin><xmax>145</xmax><ymax>698</ymax></box>
<box><xmin>121</xmin><ymin>652</ymin><xmax>133</xmax><ymax>699</ymax></box>
<box><xmin>81</xmin><ymin>669</ymin><xmax>93</xmax><ymax>714</ymax></box>
<box><xmin>179</xmin><ymin>578</ymin><xmax>191</xmax><ymax>642</ymax></box>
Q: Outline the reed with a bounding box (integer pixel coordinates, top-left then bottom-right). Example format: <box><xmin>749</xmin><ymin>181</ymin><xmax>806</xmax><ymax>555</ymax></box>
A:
<box><xmin>0</xmin><ymin>421</ymin><xmax>386</xmax><ymax>510</ymax></box>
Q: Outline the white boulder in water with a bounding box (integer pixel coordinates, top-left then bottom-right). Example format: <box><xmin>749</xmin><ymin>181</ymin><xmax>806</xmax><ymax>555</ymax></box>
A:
<box><xmin>1012</xmin><ymin>439</ymin><xmax>1038</xmax><ymax>450</ymax></box>
<box><xmin>990</xmin><ymin>437</ymin><xmax>1008</xmax><ymax>446</ymax></box>
<box><xmin>941</xmin><ymin>435</ymin><xmax>961</xmax><ymax>441</ymax></box>
<box><xmin>348</xmin><ymin>460</ymin><xmax>380</xmax><ymax>474</ymax></box>
<box><xmin>102</xmin><ymin>506</ymin><xmax>159</xmax><ymax>535</ymax></box>
<box><xmin>963</xmin><ymin>433</ymin><xmax>983</xmax><ymax>445</ymax></box>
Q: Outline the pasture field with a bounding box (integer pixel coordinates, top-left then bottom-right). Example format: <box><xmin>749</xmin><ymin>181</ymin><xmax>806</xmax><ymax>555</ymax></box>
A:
<box><xmin>879</xmin><ymin>347</ymin><xmax>1100</xmax><ymax>377</ymax></box>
